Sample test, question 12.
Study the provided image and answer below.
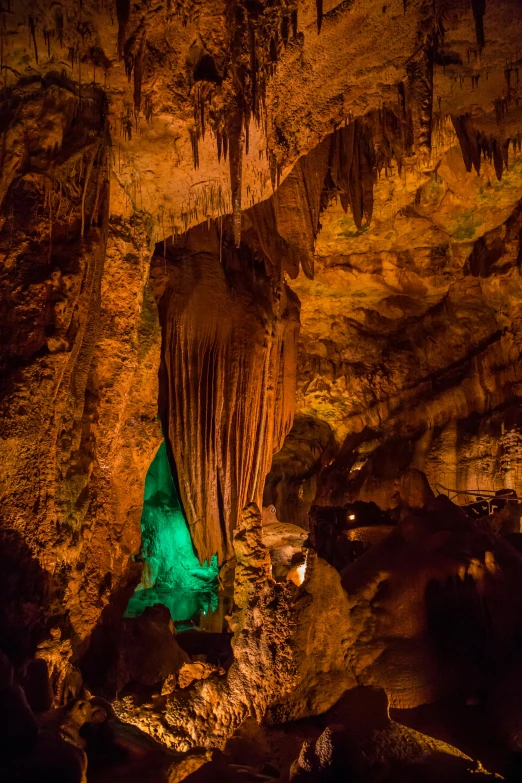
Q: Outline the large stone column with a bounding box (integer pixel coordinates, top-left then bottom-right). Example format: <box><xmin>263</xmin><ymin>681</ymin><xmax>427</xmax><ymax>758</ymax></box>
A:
<box><xmin>157</xmin><ymin>221</ymin><xmax>300</xmax><ymax>564</ymax></box>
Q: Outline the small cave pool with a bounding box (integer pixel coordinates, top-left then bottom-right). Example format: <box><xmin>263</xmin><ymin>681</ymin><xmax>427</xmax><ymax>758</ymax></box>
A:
<box><xmin>125</xmin><ymin>441</ymin><xmax>220</xmax><ymax>630</ymax></box>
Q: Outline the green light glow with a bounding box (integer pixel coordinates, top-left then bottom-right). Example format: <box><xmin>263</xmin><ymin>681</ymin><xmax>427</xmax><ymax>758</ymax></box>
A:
<box><xmin>125</xmin><ymin>441</ymin><xmax>219</xmax><ymax>625</ymax></box>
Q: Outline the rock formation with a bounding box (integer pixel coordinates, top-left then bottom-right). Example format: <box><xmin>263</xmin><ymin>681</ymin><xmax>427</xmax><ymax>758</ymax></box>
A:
<box><xmin>1</xmin><ymin>1</ymin><xmax>522</xmax><ymax>781</ymax></box>
<box><xmin>0</xmin><ymin>75</ymin><xmax>162</xmax><ymax>659</ymax></box>
<box><xmin>155</xmin><ymin>224</ymin><xmax>300</xmax><ymax>564</ymax></box>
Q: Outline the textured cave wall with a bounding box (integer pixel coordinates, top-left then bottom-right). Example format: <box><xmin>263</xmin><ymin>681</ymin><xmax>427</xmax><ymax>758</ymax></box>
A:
<box><xmin>151</xmin><ymin>222</ymin><xmax>300</xmax><ymax>564</ymax></box>
<box><xmin>279</xmin><ymin>141</ymin><xmax>522</xmax><ymax>516</ymax></box>
<box><xmin>0</xmin><ymin>77</ymin><xmax>161</xmax><ymax>662</ymax></box>
<box><xmin>263</xmin><ymin>414</ymin><xmax>335</xmax><ymax>528</ymax></box>
<box><xmin>260</xmin><ymin>1</ymin><xmax>522</xmax><ymax>520</ymax></box>
<box><xmin>114</xmin><ymin>496</ymin><xmax>522</xmax><ymax>753</ymax></box>
<box><xmin>68</xmin><ymin>212</ymin><xmax>162</xmax><ymax>642</ymax></box>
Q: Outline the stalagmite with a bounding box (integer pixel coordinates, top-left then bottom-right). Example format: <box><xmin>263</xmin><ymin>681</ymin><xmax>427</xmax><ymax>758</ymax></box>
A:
<box><xmin>233</xmin><ymin>502</ymin><xmax>273</xmax><ymax>609</ymax></box>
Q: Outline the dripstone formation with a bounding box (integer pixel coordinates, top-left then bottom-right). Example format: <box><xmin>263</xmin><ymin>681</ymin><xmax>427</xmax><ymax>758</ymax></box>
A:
<box><xmin>1</xmin><ymin>1</ymin><xmax>522</xmax><ymax>781</ymax></box>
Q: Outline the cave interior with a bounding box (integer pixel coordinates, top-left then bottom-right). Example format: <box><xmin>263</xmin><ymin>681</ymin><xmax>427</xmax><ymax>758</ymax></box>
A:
<box><xmin>2</xmin><ymin>0</ymin><xmax>522</xmax><ymax>781</ymax></box>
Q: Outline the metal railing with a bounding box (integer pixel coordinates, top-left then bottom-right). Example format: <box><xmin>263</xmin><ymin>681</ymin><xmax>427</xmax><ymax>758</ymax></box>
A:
<box><xmin>435</xmin><ymin>483</ymin><xmax>520</xmax><ymax>515</ymax></box>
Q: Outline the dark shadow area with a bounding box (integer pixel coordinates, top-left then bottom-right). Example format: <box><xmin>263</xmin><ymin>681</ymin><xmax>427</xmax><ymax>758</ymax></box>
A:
<box><xmin>193</xmin><ymin>54</ymin><xmax>222</xmax><ymax>84</ymax></box>
<box><xmin>79</xmin><ymin>565</ymin><xmax>141</xmax><ymax>697</ymax></box>
<box><xmin>425</xmin><ymin>574</ymin><xmax>493</xmax><ymax>697</ymax></box>
<box><xmin>391</xmin><ymin>699</ymin><xmax>508</xmax><ymax>776</ymax></box>
<box><xmin>0</xmin><ymin>528</ymin><xmax>51</xmax><ymax>666</ymax></box>
<box><xmin>307</xmin><ymin>502</ymin><xmax>394</xmax><ymax>571</ymax></box>
<box><xmin>175</xmin><ymin>630</ymin><xmax>233</xmax><ymax>669</ymax></box>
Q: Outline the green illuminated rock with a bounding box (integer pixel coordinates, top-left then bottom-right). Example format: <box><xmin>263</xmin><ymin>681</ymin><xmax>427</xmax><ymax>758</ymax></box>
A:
<box><xmin>125</xmin><ymin>441</ymin><xmax>219</xmax><ymax>625</ymax></box>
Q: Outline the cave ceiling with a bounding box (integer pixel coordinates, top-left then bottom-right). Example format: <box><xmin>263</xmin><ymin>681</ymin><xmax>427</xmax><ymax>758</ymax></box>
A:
<box><xmin>4</xmin><ymin>0</ymin><xmax>521</xmax><ymax>233</ymax></box>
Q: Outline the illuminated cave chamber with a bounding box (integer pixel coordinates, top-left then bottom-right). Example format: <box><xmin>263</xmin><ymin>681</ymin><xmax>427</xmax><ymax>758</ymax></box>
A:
<box><xmin>4</xmin><ymin>0</ymin><xmax>522</xmax><ymax>779</ymax></box>
<box><xmin>125</xmin><ymin>440</ymin><xmax>219</xmax><ymax>628</ymax></box>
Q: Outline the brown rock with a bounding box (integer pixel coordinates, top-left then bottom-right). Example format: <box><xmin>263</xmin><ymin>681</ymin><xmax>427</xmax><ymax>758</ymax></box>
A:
<box><xmin>109</xmin><ymin>605</ymin><xmax>190</xmax><ymax>696</ymax></box>
<box><xmin>177</xmin><ymin>663</ymin><xmax>226</xmax><ymax>691</ymax></box>
<box><xmin>233</xmin><ymin>503</ymin><xmax>274</xmax><ymax>610</ymax></box>
<box><xmin>113</xmin><ymin>550</ymin><xmax>357</xmax><ymax>750</ymax></box>
<box><xmin>2</xmin><ymin>1</ymin><xmax>522</xmax><ymax>776</ymax></box>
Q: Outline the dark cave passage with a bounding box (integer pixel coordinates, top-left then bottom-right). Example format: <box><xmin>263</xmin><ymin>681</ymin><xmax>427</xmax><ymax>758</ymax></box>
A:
<box><xmin>425</xmin><ymin>573</ymin><xmax>494</xmax><ymax>695</ymax></box>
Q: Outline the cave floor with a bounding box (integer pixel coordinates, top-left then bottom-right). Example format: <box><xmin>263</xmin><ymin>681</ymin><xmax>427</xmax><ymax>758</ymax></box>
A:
<box><xmin>392</xmin><ymin>699</ymin><xmax>509</xmax><ymax>777</ymax></box>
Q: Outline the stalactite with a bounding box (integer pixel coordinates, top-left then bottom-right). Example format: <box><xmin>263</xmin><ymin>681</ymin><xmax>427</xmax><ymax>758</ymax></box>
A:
<box><xmin>144</xmin><ymin>93</ymin><xmax>153</xmax><ymax>123</ymax></box>
<box><xmin>90</xmin><ymin>147</ymin><xmax>107</xmax><ymax>228</ymax></box>
<box><xmin>316</xmin><ymin>0</ymin><xmax>323</xmax><ymax>33</ymax></box>
<box><xmin>249</xmin><ymin>21</ymin><xmax>257</xmax><ymax>119</ymax></box>
<box><xmin>80</xmin><ymin>145</ymin><xmax>98</xmax><ymax>238</ymax></box>
<box><xmin>120</xmin><ymin>105</ymin><xmax>133</xmax><ymax>141</ymax></box>
<box><xmin>451</xmin><ymin>114</ymin><xmax>509</xmax><ymax>180</ymax></box>
<box><xmin>54</xmin><ymin>9</ymin><xmax>64</xmax><ymax>47</ymax></box>
<box><xmin>191</xmin><ymin>0</ymin><xmax>299</xmax><ymax>233</ymax></box>
<box><xmin>471</xmin><ymin>0</ymin><xmax>486</xmax><ymax>50</ymax></box>
<box><xmin>406</xmin><ymin>40</ymin><xmax>434</xmax><ymax>154</ymax></box>
<box><xmin>200</xmin><ymin>94</ymin><xmax>206</xmax><ymax>140</ymax></box>
<box><xmin>189</xmin><ymin>127</ymin><xmax>199</xmax><ymax>169</ymax></box>
<box><xmin>116</xmin><ymin>0</ymin><xmax>131</xmax><ymax>60</ymax></box>
<box><xmin>329</xmin><ymin>111</ymin><xmax>404</xmax><ymax>228</ymax></box>
<box><xmin>291</xmin><ymin>9</ymin><xmax>298</xmax><ymax>37</ymax></box>
<box><xmin>245</xmin><ymin>105</ymin><xmax>414</xmax><ymax>281</ymax></box>
<box><xmin>44</xmin><ymin>29</ymin><xmax>54</xmax><ymax>58</ymax></box>
<box><xmin>28</xmin><ymin>16</ymin><xmax>38</xmax><ymax>64</ymax></box>
<box><xmin>268</xmin><ymin>153</ymin><xmax>276</xmax><ymax>193</ymax></box>
<box><xmin>133</xmin><ymin>35</ymin><xmax>146</xmax><ymax>115</ymax></box>
<box><xmin>281</xmin><ymin>15</ymin><xmax>290</xmax><ymax>45</ymax></box>
<box><xmin>452</xmin><ymin>114</ymin><xmax>480</xmax><ymax>174</ymax></box>
<box><xmin>228</xmin><ymin>106</ymin><xmax>244</xmax><ymax>246</ymax></box>
<box><xmin>159</xmin><ymin>223</ymin><xmax>299</xmax><ymax>563</ymax></box>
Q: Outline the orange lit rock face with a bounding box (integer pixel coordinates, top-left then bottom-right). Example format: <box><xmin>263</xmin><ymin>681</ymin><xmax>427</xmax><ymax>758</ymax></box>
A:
<box><xmin>3</xmin><ymin>1</ymin><xmax>521</xmax><ymax>236</ymax></box>
<box><xmin>0</xmin><ymin>79</ymin><xmax>161</xmax><ymax>651</ymax></box>
<box><xmin>284</xmin><ymin>133</ymin><xmax>522</xmax><ymax>513</ymax></box>
<box><xmin>114</xmin><ymin>496</ymin><xmax>522</xmax><ymax>753</ymax></box>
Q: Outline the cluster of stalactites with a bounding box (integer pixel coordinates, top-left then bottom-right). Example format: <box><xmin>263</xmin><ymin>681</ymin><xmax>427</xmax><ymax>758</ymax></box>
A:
<box><xmin>452</xmin><ymin>115</ymin><xmax>522</xmax><ymax>182</ymax></box>
<box><xmin>187</xmin><ymin>0</ymin><xmax>299</xmax><ymax>247</ymax></box>
<box><xmin>241</xmin><ymin>105</ymin><xmax>415</xmax><ymax>283</ymax></box>
<box><xmin>119</xmin><ymin>0</ymin><xmax>300</xmax><ymax>247</ymax></box>
<box><xmin>327</xmin><ymin>107</ymin><xmax>413</xmax><ymax>229</ymax></box>
<box><xmin>116</xmin><ymin>0</ymin><xmax>446</xmax><ymax>254</ymax></box>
